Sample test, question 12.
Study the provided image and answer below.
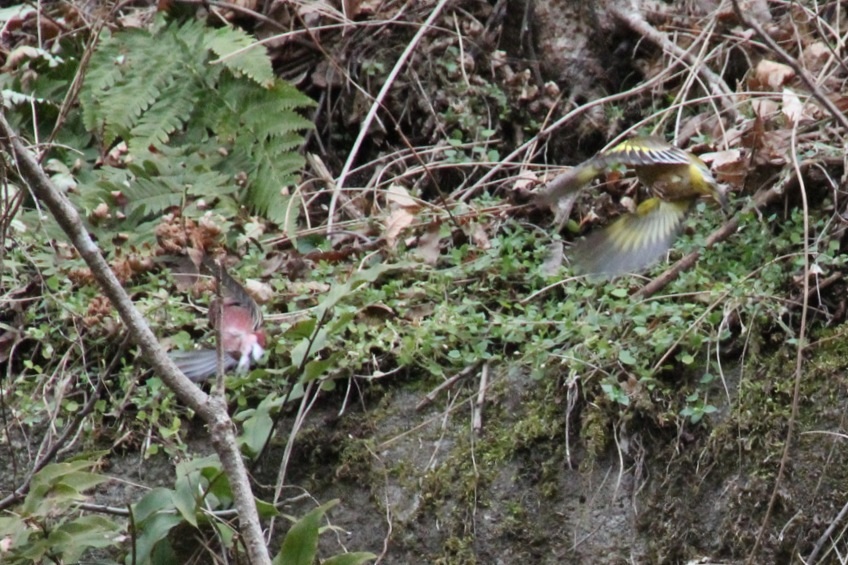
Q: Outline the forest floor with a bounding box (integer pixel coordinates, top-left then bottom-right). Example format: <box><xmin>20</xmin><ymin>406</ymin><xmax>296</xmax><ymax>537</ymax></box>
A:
<box><xmin>2</xmin><ymin>1</ymin><xmax>848</xmax><ymax>563</ymax></box>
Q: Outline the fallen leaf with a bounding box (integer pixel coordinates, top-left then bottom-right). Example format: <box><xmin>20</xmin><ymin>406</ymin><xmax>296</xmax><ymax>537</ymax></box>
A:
<box><xmin>244</xmin><ymin>280</ymin><xmax>273</xmax><ymax>304</ymax></box>
<box><xmin>753</xmin><ymin>59</ymin><xmax>795</xmax><ymax>90</ymax></box>
<box><xmin>512</xmin><ymin>171</ymin><xmax>541</xmax><ymax>192</ymax></box>
<box><xmin>416</xmin><ymin>224</ymin><xmax>442</xmax><ymax>265</ymax></box>
<box><xmin>260</xmin><ymin>251</ymin><xmax>312</xmax><ymax>280</ymax></box>
<box><xmin>384</xmin><ymin>207</ymin><xmax>415</xmax><ymax>249</ymax></box>
<box><xmin>802</xmin><ymin>41</ymin><xmax>829</xmax><ymax>73</ymax></box>
<box><xmin>357</xmin><ymin>303</ymin><xmax>396</xmax><ymax>325</ymax></box>
<box><xmin>782</xmin><ymin>88</ymin><xmax>805</xmax><ymax>125</ymax></box>
<box><xmin>0</xmin><ymin>330</ymin><xmax>21</xmax><ymax>364</ymax></box>
<box><xmin>702</xmin><ymin>149</ymin><xmax>746</xmax><ymax>188</ymax></box>
<box><xmin>91</xmin><ymin>202</ymin><xmax>110</xmax><ymax>220</ymax></box>
<box><xmin>469</xmin><ymin>222</ymin><xmax>490</xmax><ymax>250</ymax></box>
<box><xmin>386</xmin><ymin>184</ymin><xmax>419</xmax><ymax>209</ymax></box>
<box><xmin>751</xmin><ymin>98</ymin><xmax>779</xmax><ymax>118</ymax></box>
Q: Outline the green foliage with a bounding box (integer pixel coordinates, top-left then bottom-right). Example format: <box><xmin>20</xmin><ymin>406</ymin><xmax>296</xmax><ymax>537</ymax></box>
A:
<box><xmin>0</xmin><ymin>458</ymin><xmax>122</xmax><ymax>564</ymax></box>
<box><xmin>71</xmin><ymin>15</ymin><xmax>314</xmax><ymax>228</ymax></box>
<box><xmin>127</xmin><ymin>459</ymin><xmax>373</xmax><ymax>564</ymax></box>
<box><xmin>129</xmin><ymin>456</ymin><xmax>246</xmax><ymax>563</ymax></box>
<box><xmin>271</xmin><ymin>202</ymin><xmax>832</xmax><ymax>437</ymax></box>
<box><xmin>274</xmin><ymin>500</ymin><xmax>376</xmax><ymax>565</ymax></box>
<box><xmin>236</xmin><ymin>262</ymin><xmax>406</xmax><ymax>457</ymax></box>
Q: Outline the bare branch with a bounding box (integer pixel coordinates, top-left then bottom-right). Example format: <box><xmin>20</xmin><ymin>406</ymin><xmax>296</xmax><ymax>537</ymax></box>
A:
<box><xmin>0</xmin><ymin>111</ymin><xmax>272</xmax><ymax>565</ymax></box>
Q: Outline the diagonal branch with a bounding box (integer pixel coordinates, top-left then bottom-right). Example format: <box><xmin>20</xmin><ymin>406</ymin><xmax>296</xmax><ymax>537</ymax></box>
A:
<box><xmin>0</xmin><ymin>110</ymin><xmax>272</xmax><ymax>565</ymax></box>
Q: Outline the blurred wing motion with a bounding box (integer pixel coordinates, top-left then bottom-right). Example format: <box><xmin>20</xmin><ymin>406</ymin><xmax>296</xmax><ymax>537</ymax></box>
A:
<box><xmin>170</xmin><ymin>350</ymin><xmax>238</xmax><ymax>382</ymax></box>
<box><xmin>570</xmin><ymin>199</ymin><xmax>690</xmax><ymax>278</ymax></box>
<box><xmin>591</xmin><ymin>136</ymin><xmax>693</xmax><ymax>168</ymax></box>
<box><xmin>537</xmin><ymin>136</ymin><xmax>726</xmax><ymax>279</ymax></box>
<box><xmin>536</xmin><ymin>161</ymin><xmax>605</xmax><ymax>209</ymax></box>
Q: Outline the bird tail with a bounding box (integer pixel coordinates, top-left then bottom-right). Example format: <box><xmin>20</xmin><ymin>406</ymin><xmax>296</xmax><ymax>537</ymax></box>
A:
<box><xmin>536</xmin><ymin>162</ymin><xmax>602</xmax><ymax>208</ymax></box>
<box><xmin>169</xmin><ymin>349</ymin><xmax>237</xmax><ymax>382</ymax></box>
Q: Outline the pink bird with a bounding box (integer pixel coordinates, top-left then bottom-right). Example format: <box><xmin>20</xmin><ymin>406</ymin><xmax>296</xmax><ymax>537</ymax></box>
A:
<box><xmin>170</xmin><ymin>258</ymin><xmax>266</xmax><ymax>382</ymax></box>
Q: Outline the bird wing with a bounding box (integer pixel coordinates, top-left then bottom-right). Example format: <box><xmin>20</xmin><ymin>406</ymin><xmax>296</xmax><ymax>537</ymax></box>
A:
<box><xmin>591</xmin><ymin>136</ymin><xmax>693</xmax><ymax>169</ymax></box>
<box><xmin>537</xmin><ymin>161</ymin><xmax>605</xmax><ymax>207</ymax></box>
<box><xmin>201</xmin><ymin>256</ymin><xmax>263</xmax><ymax>331</ymax></box>
<box><xmin>170</xmin><ymin>349</ymin><xmax>238</xmax><ymax>382</ymax></box>
<box><xmin>569</xmin><ymin>198</ymin><xmax>692</xmax><ymax>278</ymax></box>
<box><xmin>537</xmin><ymin>137</ymin><xmax>691</xmax><ymax>208</ymax></box>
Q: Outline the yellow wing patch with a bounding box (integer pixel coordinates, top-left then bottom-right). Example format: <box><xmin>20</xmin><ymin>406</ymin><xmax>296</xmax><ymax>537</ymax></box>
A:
<box><xmin>570</xmin><ymin>199</ymin><xmax>691</xmax><ymax>278</ymax></box>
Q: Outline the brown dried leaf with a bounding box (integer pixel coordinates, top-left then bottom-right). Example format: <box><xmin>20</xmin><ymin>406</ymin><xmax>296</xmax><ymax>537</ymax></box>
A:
<box><xmin>751</xmin><ymin>98</ymin><xmax>779</xmax><ymax>118</ymax></box>
<box><xmin>384</xmin><ymin>208</ymin><xmax>415</xmax><ymax>249</ymax></box>
<box><xmin>244</xmin><ymin>280</ymin><xmax>273</xmax><ymax>304</ymax></box>
<box><xmin>357</xmin><ymin>303</ymin><xmax>396</xmax><ymax>325</ymax></box>
<box><xmin>416</xmin><ymin>224</ymin><xmax>442</xmax><ymax>265</ymax></box>
<box><xmin>288</xmin><ymin>281</ymin><xmax>332</xmax><ymax>296</ymax></box>
<box><xmin>756</xmin><ymin>130</ymin><xmax>792</xmax><ymax>166</ymax></box>
<box><xmin>386</xmin><ymin>184</ymin><xmax>419</xmax><ymax>209</ymax></box>
<box><xmin>0</xmin><ymin>330</ymin><xmax>21</xmax><ymax>364</ymax></box>
<box><xmin>2</xmin><ymin>46</ymin><xmax>33</xmax><ymax>71</ymax></box>
<box><xmin>753</xmin><ymin>60</ymin><xmax>795</xmax><ymax>90</ymax></box>
<box><xmin>781</xmin><ymin>88</ymin><xmax>805</xmax><ymax>125</ymax></box>
<box><xmin>91</xmin><ymin>202</ymin><xmax>110</xmax><ymax>220</ymax></box>
<box><xmin>802</xmin><ymin>41</ymin><xmax>829</xmax><ymax>73</ymax></box>
<box><xmin>829</xmin><ymin>93</ymin><xmax>848</xmax><ymax>113</ymax></box>
<box><xmin>166</xmin><ymin>255</ymin><xmax>201</xmax><ymax>291</ymax></box>
<box><xmin>260</xmin><ymin>252</ymin><xmax>312</xmax><ymax>280</ymax></box>
<box><xmin>513</xmin><ymin>171</ymin><xmax>541</xmax><ymax>192</ymax></box>
<box><xmin>469</xmin><ymin>222</ymin><xmax>490</xmax><ymax>250</ymax></box>
<box><xmin>703</xmin><ymin>149</ymin><xmax>747</xmax><ymax>189</ymax></box>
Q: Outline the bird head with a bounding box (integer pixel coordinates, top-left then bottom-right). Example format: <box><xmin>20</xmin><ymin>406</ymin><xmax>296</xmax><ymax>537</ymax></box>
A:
<box><xmin>689</xmin><ymin>156</ymin><xmax>728</xmax><ymax>211</ymax></box>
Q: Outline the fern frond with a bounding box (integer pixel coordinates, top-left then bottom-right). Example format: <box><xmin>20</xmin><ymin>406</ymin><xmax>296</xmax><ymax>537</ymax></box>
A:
<box><xmin>82</xmin><ymin>26</ymin><xmax>187</xmax><ymax>146</ymax></box>
<box><xmin>250</xmin><ymin>148</ymin><xmax>305</xmax><ymax>224</ymax></box>
<box><xmin>89</xmin><ymin>147</ymin><xmax>232</xmax><ymax>218</ymax></box>
<box><xmin>123</xmin><ymin>176</ymin><xmax>185</xmax><ymax>217</ymax></box>
<box><xmin>80</xmin><ymin>29</ymin><xmax>128</xmax><ymax>135</ymax></box>
<box><xmin>205</xmin><ymin>25</ymin><xmax>275</xmax><ymax>88</ymax></box>
<box><xmin>78</xmin><ymin>15</ymin><xmax>314</xmax><ymax>225</ymax></box>
<box><xmin>129</xmin><ymin>80</ymin><xmax>201</xmax><ymax>150</ymax></box>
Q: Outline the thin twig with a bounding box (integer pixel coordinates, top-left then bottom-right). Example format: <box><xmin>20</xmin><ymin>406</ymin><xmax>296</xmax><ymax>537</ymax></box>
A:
<box><xmin>731</xmin><ymin>0</ymin><xmax>848</xmax><ymax>130</ymax></box>
<box><xmin>610</xmin><ymin>5</ymin><xmax>737</xmax><ymax>120</ymax></box>
<box><xmin>0</xmin><ymin>335</ymin><xmax>130</xmax><ymax>511</ymax></box>
<box><xmin>807</xmin><ymin>495</ymin><xmax>848</xmax><ymax>563</ymax></box>
<box><xmin>42</xmin><ymin>13</ymin><xmax>108</xmax><ymax>159</ymax></box>
<box><xmin>175</xmin><ymin>0</ymin><xmax>289</xmax><ymax>32</ymax></box>
<box><xmin>746</xmin><ymin>124</ymin><xmax>811</xmax><ymax>565</ymax></box>
<box><xmin>416</xmin><ymin>361</ymin><xmax>483</xmax><ymax>411</ymax></box>
<box><xmin>472</xmin><ymin>362</ymin><xmax>488</xmax><ymax>433</ymax></box>
<box><xmin>0</xmin><ymin>111</ymin><xmax>272</xmax><ymax>564</ymax></box>
<box><xmin>462</xmin><ymin>68</ymin><xmax>713</xmax><ymax>203</ymax></box>
<box><xmin>327</xmin><ymin>0</ymin><xmax>451</xmax><ymax>233</ymax></box>
<box><xmin>212</xmin><ymin>258</ymin><xmax>226</xmax><ymax>398</ymax></box>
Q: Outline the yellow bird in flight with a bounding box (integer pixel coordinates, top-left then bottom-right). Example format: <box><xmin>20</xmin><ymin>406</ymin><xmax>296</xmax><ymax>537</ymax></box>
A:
<box><xmin>539</xmin><ymin>136</ymin><xmax>727</xmax><ymax>278</ymax></box>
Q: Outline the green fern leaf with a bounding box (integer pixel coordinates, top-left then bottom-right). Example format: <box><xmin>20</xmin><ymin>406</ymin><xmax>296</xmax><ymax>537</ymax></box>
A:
<box><xmin>122</xmin><ymin>176</ymin><xmax>184</xmax><ymax>217</ymax></box>
<box><xmin>205</xmin><ymin>25</ymin><xmax>275</xmax><ymax>88</ymax></box>
<box><xmin>80</xmin><ymin>29</ymin><xmax>132</xmax><ymax>135</ymax></box>
<box><xmin>91</xmin><ymin>146</ymin><xmax>232</xmax><ymax>218</ymax></box>
<box><xmin>128</xmin><ymin>80</ymin><xmax>200</xmax><ymax>149</ymax></box>
<box><xmin>84</xmin><ymin>27</ymin><xmax>187</xmax><ymax>145</ymax></box>
<box><xmin>78</xmin><ymin>15</ymin><xmax>313</xmax><ymax>225</ymax></box>
<box><xmin>250</xmin><ymin>147</ymin><xmax>305</xmax><ymax>224</ymax></box>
